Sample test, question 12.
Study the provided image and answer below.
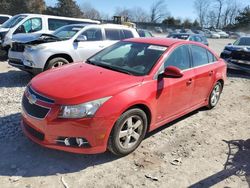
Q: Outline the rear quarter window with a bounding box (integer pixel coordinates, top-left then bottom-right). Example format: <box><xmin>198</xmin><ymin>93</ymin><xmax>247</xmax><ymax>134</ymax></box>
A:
<box><xmin>123</xmin><ymin>29</ymin><xmax>134</xmax><ymax>39</ymax></box>
<box><xmin>207</xmin><ymin>50</ymin><xmax>217</xmax><ymax>63</ymax></box>
<box><xmin>0</xmin><ymin>16</ymin><xmax>10</xmax><ymax>24</ymax></box>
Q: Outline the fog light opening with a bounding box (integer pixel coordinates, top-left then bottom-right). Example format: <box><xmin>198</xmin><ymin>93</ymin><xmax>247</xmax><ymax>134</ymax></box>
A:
<box><xmin>56</xmin><ymin>137</ymin><xmax>91</xmax><ymax>148</ymax></box>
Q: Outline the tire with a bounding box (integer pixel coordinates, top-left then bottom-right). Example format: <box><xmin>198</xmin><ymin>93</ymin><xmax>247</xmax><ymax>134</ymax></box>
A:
<box><xmin>108</xmin><ymin>108</ymin><xmax>148</xmax><ymax>156</ymax></box>
<box><xmin>207</xmin><ymin>82</ymin><xmax>223</xmax><ymax>109</ymax></box>
<box><xmin>45</xmin><ymin>57</ymin><xmax>69</xmax><ymax>70</ymax></box>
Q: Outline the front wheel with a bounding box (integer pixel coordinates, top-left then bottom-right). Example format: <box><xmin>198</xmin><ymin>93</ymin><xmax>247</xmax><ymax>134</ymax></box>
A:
<box><xmin>108</xmin><ymin>108</ymin><xmax>148</xmax><ymax>156</ymax></box>
<box><xmin>45</xmin><ymin>57</ymin><xmax>69</xmax><ymax>70</ymax></box>
<box><xmin>207</xmin><ymin>82</ymin><xmax>223</xmax><ymax>109</ymax></box>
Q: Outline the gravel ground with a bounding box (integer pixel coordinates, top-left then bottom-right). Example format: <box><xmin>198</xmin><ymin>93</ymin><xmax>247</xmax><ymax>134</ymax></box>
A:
<box><xmin>0</xmin><ymin>39</ymin><xmax>250</xmax><ymax>188</ymax></box>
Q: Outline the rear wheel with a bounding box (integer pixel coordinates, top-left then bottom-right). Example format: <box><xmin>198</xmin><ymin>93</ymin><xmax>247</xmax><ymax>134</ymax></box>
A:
<box><xmin>207</xmin><ymin>82</ymin><xmax>222</xmax><ymax>109</ymax></box>
<box><xmin>108</xmin><ymin>108</ymin><xmax>148</xmax><ymax>156</ymax></box>
<box><xmin>45</xmin><ymin>57</ymin><xmax>69</xmax><ymax>70</ymax></box>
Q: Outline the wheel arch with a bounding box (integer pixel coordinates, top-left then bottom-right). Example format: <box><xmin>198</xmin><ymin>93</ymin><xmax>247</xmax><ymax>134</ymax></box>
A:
<box><xmin>44</xmin><ymin>53</ymin><xmax>74</xmax><ymax>70</ymax></box>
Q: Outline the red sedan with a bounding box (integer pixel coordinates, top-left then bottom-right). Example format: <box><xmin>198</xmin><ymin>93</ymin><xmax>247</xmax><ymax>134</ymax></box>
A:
<box><xmin>21</xmin><ymin>38</ymin><xmax>227</xmax><ymax>156</ymax></box>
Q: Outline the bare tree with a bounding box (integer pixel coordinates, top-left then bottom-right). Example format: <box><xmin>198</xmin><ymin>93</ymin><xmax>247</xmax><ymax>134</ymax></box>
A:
<box><xmin>150</xmin><ymin>0</ymin><xmax>168</xmax><ymax>23</ymax></box>
<box><xmin>114</xmin><ymin>7</ymin><xmax>132</xmax><ymax>18</ymax></box>
<box><xmin>207</xmin><ymin>10</ymin><xmax>217</xmax><ymax>28</ymax></box>
<box><xmin>194</xmin><ymin>0</ymin><xmax>210</xmax><ymax>28</ymax></box>
<box><xmin>130</xmin><ymin>7</ymin><xmax>150</xmax><ymax>22</ymax></box>
<box><xmin>214</xmin><ymin>0</ymin><xmax>224</xmax><ymax>28</ymax></box>
<box><xmin>81</xmin><ymin>2</ymin><xmax>101</xmax><ymax>20</ymax></box>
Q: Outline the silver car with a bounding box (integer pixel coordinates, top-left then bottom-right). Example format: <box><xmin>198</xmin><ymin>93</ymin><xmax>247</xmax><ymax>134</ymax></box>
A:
<box><xmin>8</xmin><ymin>24</ymin><xmax>139</xmax><ymax>74</ymax></box>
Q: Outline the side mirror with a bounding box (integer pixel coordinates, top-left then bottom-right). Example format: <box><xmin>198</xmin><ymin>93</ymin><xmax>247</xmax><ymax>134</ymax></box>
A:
<box><xmin>163</xmin><ymin>66</ymin><xmax>183</xmax><ymax>78</ymax></box>
<box><xmin>75</xmin><ymin>35</ymin><xmax>87</xmax><ymax>42</ymax></box>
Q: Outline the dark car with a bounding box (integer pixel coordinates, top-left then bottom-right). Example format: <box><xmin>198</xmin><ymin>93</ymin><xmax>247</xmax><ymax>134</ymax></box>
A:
<box><xmin>167</xmin><ymin>33</ymin><xmax>209</xmax><ymax>46</ymax></box>
<box><xmin>220</xmin><ymin>37</ymin><xmax>250</xmax><ymax>73</ymax></box>
<box><xmin>137</xmin><ymin>29</ymin><xmax>154</xmax><ymax>37</ymax></box>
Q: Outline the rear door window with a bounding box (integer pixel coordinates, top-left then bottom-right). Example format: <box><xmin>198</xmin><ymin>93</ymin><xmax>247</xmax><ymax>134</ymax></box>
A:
<box><xmin>105</xmin><ymin>29</ymin><xmax>123</xmax><ymax>40</ymax></box>
<box><xmin>190</xmin><ymin>45</ymin><xmax>209</xmax><ymax>67</ymax></box>
<box><xmin>123</xmin><ymin>30</ymin><xmax>134</xmax><ymax>39</ymax></box>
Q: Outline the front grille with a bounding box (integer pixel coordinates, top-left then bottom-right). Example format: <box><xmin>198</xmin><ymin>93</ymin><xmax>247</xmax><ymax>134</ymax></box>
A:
<box><xmin>9</xmin><ymin>58</ymin><xmax>23</xmax><ymax>65</ymax></box>
<box><xmin>27</xmin><ymin>86</ymin><xmax>54</xmax><ymax>104</ymax></box>
<box><xmin>22</xmin><ymin>95</ymin><xmax>50</xmax><ymax>119</ymax></box>
<box><xmin>11</xmin><ymin>42</ymin><xmax>25</xmax><ymax>52</ymax></box>
<box><xmin>23</xmin><ymin>121</ymin><xmax>45</xmax><ymax>141</ymax></box>
<box><xmin>231</xmin><ymin>51</ymin><xmax>250</xmax><ymax>61</ymax></box>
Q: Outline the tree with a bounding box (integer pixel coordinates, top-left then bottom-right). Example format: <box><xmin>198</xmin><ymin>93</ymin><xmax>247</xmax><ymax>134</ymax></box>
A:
<box><xmin>114</xmin><ymin>7</ymin><xmax>132</xmax><ymax>18</ymax></box>
<box><xmin>162</xmin><ymin>16</ymin><xmax>181</xmax><ymax>27</ymax></box>
<box><xmin>182</xmin><ymin>19</ymin><xmax>193</xmax><ymax>28</ymax></box>
<box><xmin>192</xmin><ymin>20</ymin><xmax>200</xmax><ymax>28</ymax></box>
<box><xmin>235</xmin><ymin>6</ymin><xmax>250</xmax><ymax>30</ymax></box>
<box><xmin>194</xmin><ymin>0</ymin><xmax>210</xmax><ymax>28</ymax></box>
<box><xmin>150</xmin><ymin>0</ymin><xmax>168</xmax><ymax>23</ymax></box>
<box><xmin>130</xmin><ymin>7</ymin><xmax>150</xmax><ymax>22</ymax></box>
<box><xmin>56</xmin><ymin>0</ymin><xmax>83</xmax><ymax>18</ymax></box>
<box><xmin>26</xmin><ymin>0</ymin><xmax>46</xmax><ymax>14</ymax></box>
<box><xmin>214</xmin><ymin>0</ymin><xmax>224</xmax><ymax>28</ymax></box>
<box><xmin>0</xmin><ymin>0</ymin><xmax>10</xmax><ymax>14</ymax></box>
<box><xmin>81</xmin><ymin>2</ymin><xmax>101</xmax><ymax>20</ymax></box>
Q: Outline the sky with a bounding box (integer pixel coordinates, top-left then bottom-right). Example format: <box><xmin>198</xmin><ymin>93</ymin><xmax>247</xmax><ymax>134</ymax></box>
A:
<box><xmin>45</xmin><ymin>0</ymin><xmax>250</xmax><ymax>21</ymax></box>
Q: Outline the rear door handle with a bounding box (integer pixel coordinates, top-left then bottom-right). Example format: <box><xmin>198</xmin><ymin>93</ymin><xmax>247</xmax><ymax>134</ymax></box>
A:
<box><xmin>186</xmin><ymin>79</ymin><xmax>192</xmax><ymax>85</ymax></box>
<box><xmin>209</xmin><ymin>70</ymin><xmax>214</xmax><ymax>76</ymax></box>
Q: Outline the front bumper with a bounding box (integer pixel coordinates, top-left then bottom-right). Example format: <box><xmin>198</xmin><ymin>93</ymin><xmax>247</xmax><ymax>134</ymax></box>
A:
<box><xmin>226</xmin><ymin>59</ymin><xmax>250</xmax><ymax>73</ymax></box>
<box><xmin>21</xmin><ymin>110</ymin><xmax>114</xmax><ymax>154</ymax></box>
<box><xmin>8</xmin><ymin>58</ymin><xmax>42</xmax><ymax>75</ymax></box>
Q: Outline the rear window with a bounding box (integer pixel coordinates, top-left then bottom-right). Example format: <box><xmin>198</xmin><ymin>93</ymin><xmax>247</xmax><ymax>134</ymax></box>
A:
<box><xmin>48</xmin><ymin>18</ymin><xmax>90</xmax><ymax>31</ymax></box>
<box><xmin>0</xmin><ymin>16</ymin><xmax>10</xmax><ymax>24</ymax></box>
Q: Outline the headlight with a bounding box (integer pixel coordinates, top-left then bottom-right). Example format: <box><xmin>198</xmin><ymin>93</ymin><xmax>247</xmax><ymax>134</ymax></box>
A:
<box><xmin>58</xmin><ymin>96</ymin><xmax>111</xmax><ymax>118</ymax></box>
<box><xmin>26</xmin><ymin>45</ymin><xmax>46</xmax><ymax>51</ymax></box>
<box><xmin>223</xmin><ymin>49</ymin><xmax>232</xmax><ymax>54</ymax></box>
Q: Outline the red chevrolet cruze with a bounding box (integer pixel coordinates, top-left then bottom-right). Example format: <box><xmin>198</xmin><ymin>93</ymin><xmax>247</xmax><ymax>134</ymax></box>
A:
<box><xmin>21</xmin><ymin>38</ymin><xmax>226</xmax><ymax>156</ymax></box>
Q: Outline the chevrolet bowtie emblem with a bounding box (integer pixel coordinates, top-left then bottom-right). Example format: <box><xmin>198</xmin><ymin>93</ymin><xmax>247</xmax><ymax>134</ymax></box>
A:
<box><xmin>28</xmin><ymin>94</ymin><xmax>37</xmax><ymax>104</ymax></box>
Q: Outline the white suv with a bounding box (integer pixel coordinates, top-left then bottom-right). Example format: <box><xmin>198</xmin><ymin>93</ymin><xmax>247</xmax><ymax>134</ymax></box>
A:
<box><xmin>8</xmin><ymin>24</ymin><xmax>139</xmax><ymax>74</ymax></box>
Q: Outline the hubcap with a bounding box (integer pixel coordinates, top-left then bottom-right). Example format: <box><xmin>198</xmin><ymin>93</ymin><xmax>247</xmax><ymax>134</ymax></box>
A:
<box><xmin>211</xmin><ymin>84</ymin><xmax>221</xmax><ymax>106</ymax></box>
<box><xmin>52</xmin><ymin>61</ymin><xmax>65</xmax><ymax>68</ymax></box>
<box><xmin>118</xmin><ymin>115</ymin><xmax>143</xmax><ymax>149</ymax></box>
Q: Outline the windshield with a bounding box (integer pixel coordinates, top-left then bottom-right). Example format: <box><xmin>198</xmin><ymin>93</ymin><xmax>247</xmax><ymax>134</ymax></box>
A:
<box><xmin>234</xmin><ymin>37</ymin><xmax>250</xmax><ymax>46</ymax></box>
<box><xmin>53</xmin><ymin>25</ymin><xmax>84</xmax><ymax>40</ymax></box>
<box><xmin>87</xmin><ymin>41</ymin><xmax>167</xmax><ymax>76</ymax></box>
<box><xmin>1</xmin><ymin>15</ymin><xmax>26</xmax><ymax>28</ymax></box>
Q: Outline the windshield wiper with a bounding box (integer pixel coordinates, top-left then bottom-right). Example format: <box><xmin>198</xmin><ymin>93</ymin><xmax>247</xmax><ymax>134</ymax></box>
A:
<box><xmin>87</xmin><ymin>60</ymin><xmax>133</xmax><ymax>75</ymax></box>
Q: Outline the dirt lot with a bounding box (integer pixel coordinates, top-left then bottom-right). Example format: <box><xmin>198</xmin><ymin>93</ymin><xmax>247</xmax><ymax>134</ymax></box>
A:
<box><xmin>0</xmin><ymin>39</ymin><xmax>250</xmax><ymax>188</ymax></box>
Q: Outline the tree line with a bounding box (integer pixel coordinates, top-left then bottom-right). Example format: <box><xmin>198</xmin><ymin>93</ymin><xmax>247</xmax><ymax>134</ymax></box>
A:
<box><xmin>0</xmin><ymin>0</ymin><xmax>249</xmax><ymax>30</ymax></box>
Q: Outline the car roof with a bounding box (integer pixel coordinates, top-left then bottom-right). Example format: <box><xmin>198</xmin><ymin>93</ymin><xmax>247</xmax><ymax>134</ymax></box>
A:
<box><xmin>124</xmin><ymin>37</ymin><xmax>190</xmax><ymax>47</ymax></box>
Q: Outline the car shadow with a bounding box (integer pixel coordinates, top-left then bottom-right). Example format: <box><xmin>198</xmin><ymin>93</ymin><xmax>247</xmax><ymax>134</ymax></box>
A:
<box><xmin>0</xmin><ymin>113</ymin><xmax>119</xmax><ymax>177</ymax></box>
<box><xmin>0</xmin><ymin>70</ymin><xmax>32</xmax><ymax>88</ymax></box>
<box><xmin>188</xmin><ymin>139</ymin><xmax>250</xmax><ymax>188</ymax></box>
<box><xmin>227</xmin><ymin>69</ymin><xmax>250</xmax><ymax>79</ymax></box>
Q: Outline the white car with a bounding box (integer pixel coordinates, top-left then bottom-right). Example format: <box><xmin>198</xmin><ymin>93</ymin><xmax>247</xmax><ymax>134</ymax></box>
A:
<box><xmin>8</xmin><ymin>24</ymin><xmax>139</xmax><ymax>74</ymax></box>
<box><xmin>0</xmin><ymin>13</ymin><xmax>99</xmax><ymax>50</ymax></box>
<box><xmin>205</xmin><ymin>31</ymin><xmax>220</xmax><ymax>39</ymax></box>
<box><xmin>216</xmin><ymin>30</ymin><xmax>229</xmax><ymax>38</ymax></box>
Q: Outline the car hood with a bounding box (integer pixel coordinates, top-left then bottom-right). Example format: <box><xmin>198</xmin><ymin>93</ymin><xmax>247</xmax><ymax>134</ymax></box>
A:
<box><xmin>30</xmin><ymin>63</ymin><xmax>144</xmax><ymax>104</ymax></box>
<box><xmin>0</xmin><ymin>27</ymin><xmax>9</xmax><ymax>32</ymax></box>
<box><xmin>12</xmin><ymin>33</ymin><xmax>62</xmax><ymax>44</ymax></box>
<box><xmin>225</xmin><ymin>45</ymin><xmax>250</xmax><ymax>52</ymax></box>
